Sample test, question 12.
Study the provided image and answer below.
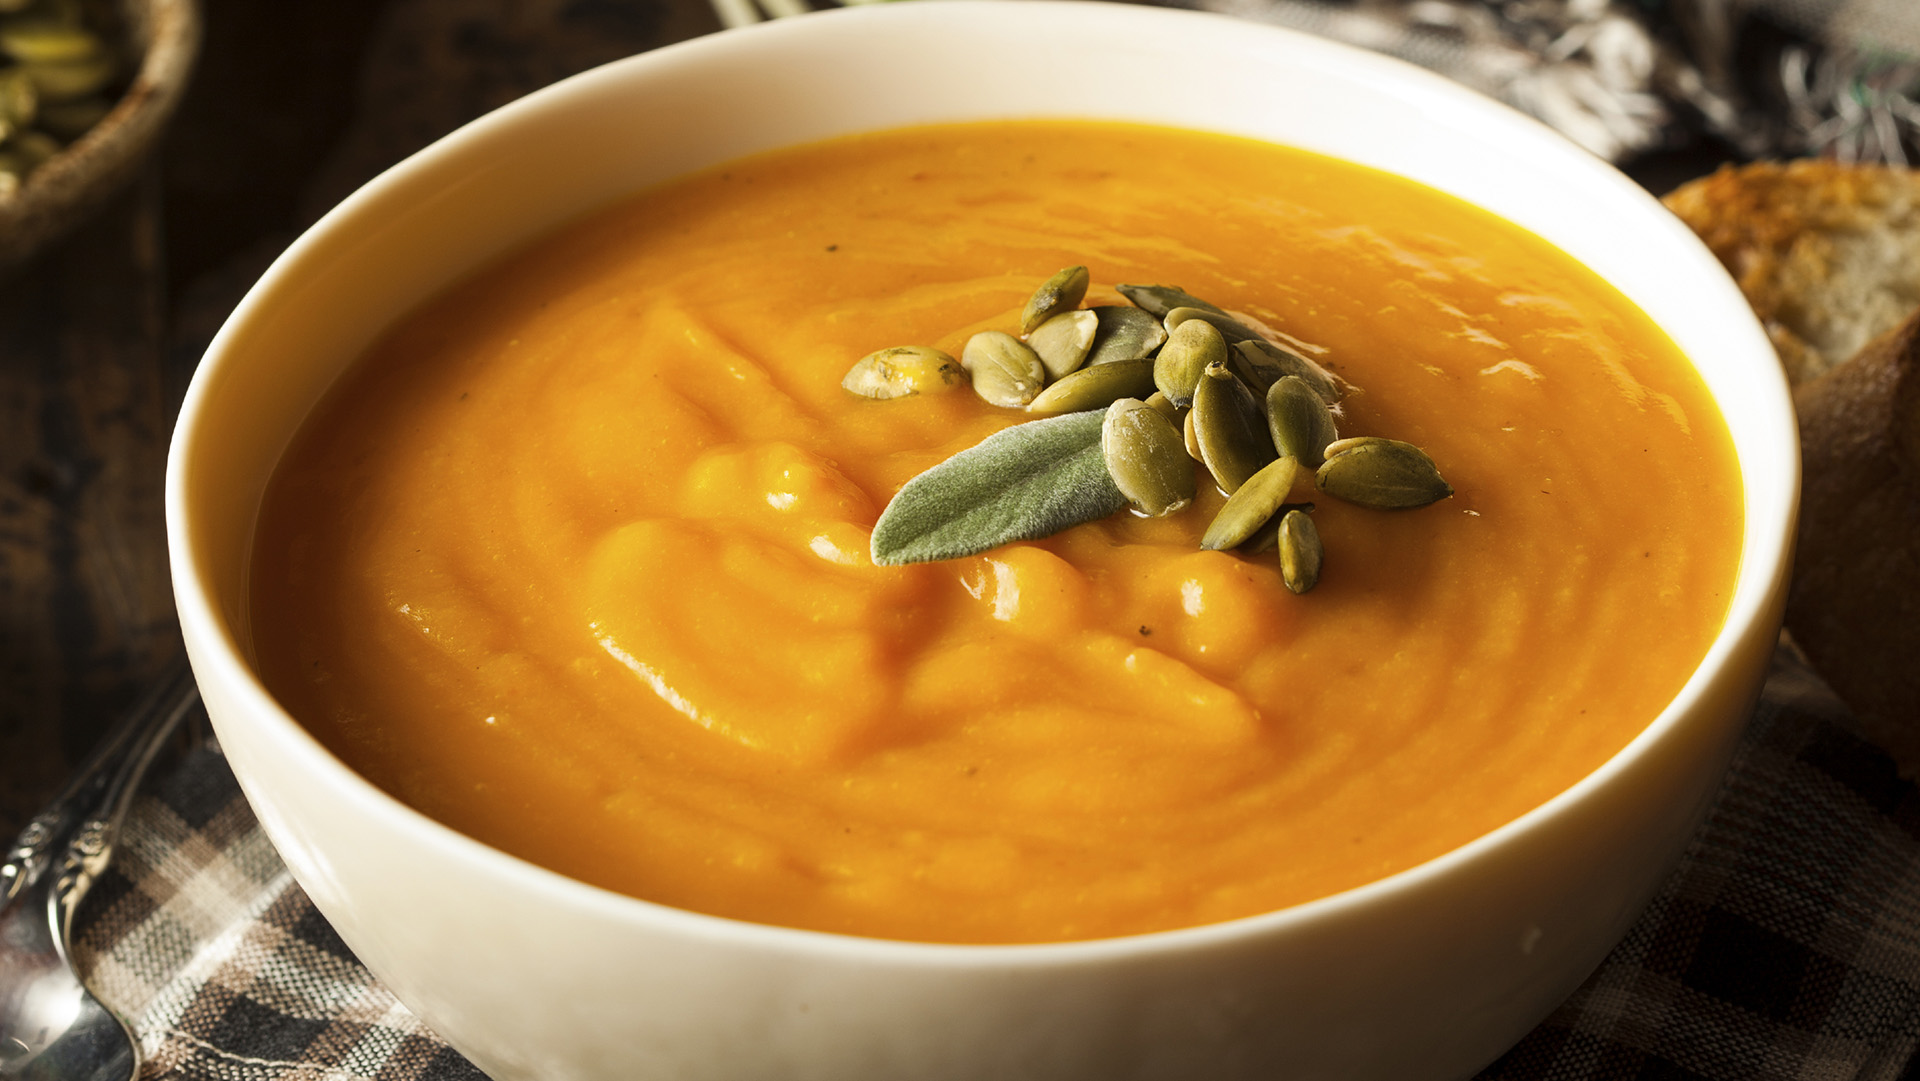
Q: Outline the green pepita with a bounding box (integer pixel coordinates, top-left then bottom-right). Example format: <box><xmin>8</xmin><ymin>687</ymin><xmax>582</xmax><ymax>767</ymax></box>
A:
<box><xmin>963</xmin><ymin>330</ymin><xmax>1047</xmax><ymax>408</ymax></box>
<box><xmin>0</xmin><ymin>67</ymin><xmax>33</xmax><ymax>130</ymax></box>
<box><xmin>1021</xmin><ymin>265</ymin><xmax>1090</xmax><ymax>334</ymax></box>
<box><xmin>1164</xmin><ymin>306</ymin><xmax>1263</xmax><ymax>345</ymax></box>
<box><xmin>1028</xmin><ymin>357</ymin><xmax>1156</xmax><ymax>414</ymax></box>
<box><xmin>0</xmin><ymin>19</ymin><xmax>101</xmax><ymax>64</ymax></box>
<box><xmin>1190</xmin><ymin>361</ymin><xmax>1277</xmax><ymax>493</ymax></box>
<box><xmin>1028</xmin><ymin>309</ymin><xmax>1097</xmax><ymax>379</ymax></box>
<box><xmin>1238</xmin><ymin>501</ymin><xmax>1314</xmax><ymax>554</ymax></box>
<box><xmin>1236</xmin><ymin>339</ymin><xmax>1342</xmax><ymax>404</ymax></box>
<box><xmin>1277</xmin><ymin>509</ymin><xmax>1323</xmax><ymax>594</ymax></box>
<box><xmin>1116</xmin><ymin>283</ymin><xmax>1227</xmax><ymax>319</ymax></box>
<box><xmin>1086</xmin><ymin>305</ymin><xmax>1168</xmax><ymax>365</ymax></box>
<box><xmin>1153</xmin><ymin>318</ymin><xmax>1226</xmax><ymax>408</ymax></box>
<box><xmin>1266</xmin><ymin>375</ymin><xmax>1338</xmax><ymax>467</ymax></box>
<box><xmin>1144</xmin><ymin>390</ymin><xmax>1181</xmax><ymax>424</ymax></box>
<box><xmin>1102</xmin><ymin>398</ymin><xmax>1196</xmax><ymax>517</ymax></box>
<box><xmin>24</xmin><ymin>54</ymin><xmax>113</xmax><ymax>102</ymax></box>
<box><xmin>1225</xmin><ymin>340</ymin><xmax>1282</xmax><ymax>395</ymax></box>
<box><xmin>1200</xmin><ymin>456</ymin><xmax>1301</xmax><ymax>550</ymax></box>
<box><xmin>1315</xmin><ymin>437</ymin><xmax>1453</xmax><ymax>509</ymax></box>
<box><xmin>842</xmin><ymin>345</ymin><xmax>965</xmax><ymax>400</ymax></box>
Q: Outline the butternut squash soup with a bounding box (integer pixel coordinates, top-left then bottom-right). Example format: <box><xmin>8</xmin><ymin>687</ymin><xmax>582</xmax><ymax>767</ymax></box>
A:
<box><xmin>249</xmin><ymin>121</ymin><xmax>1743</xmax><ymax>944</ymax></box>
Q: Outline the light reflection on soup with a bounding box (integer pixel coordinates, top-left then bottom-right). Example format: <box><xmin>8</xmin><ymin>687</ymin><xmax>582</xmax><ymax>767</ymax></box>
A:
<box><xmin>249</xmin><ymin>121</ymin><xmax>1742</xmax><ymax>944</ymax></box>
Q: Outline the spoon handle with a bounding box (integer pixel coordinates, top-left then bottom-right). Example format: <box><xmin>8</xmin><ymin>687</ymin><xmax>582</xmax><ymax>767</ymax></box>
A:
<box><xmin>1</xmin><ymin>660</ymin><xmax>201</xmax><ymax>948</ymax></box>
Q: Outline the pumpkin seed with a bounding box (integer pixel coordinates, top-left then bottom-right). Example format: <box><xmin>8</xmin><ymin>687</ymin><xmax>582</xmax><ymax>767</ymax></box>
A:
<box><xmin>1237</xmin><ymin>501</ymin><xmax>1314</xmax><ymax>554</ymax></box>
<box><xmin>1315</xmin><ymin>437</ymin><xmax>1453</xmax><ymax>509</ymax></box>
<box><xmin>963</xmin><ymin>330</ymin><xmax>1047</xmax><ymax>408</ymax></box>
<box><xmin>1116</xmin><ymin>283</ymin><xmax>1227</xmax><ymax>319</ymax></box>
<box><xmin>1236</xmin><ymin>339</ymin><xmax>1342</xmax><ymax>404</ymax></box>
<box><xmin>0</xmin><ymin>19</ymin><xmax>101</xmax><ymax>64</ymax></box>
<box><xmin>1191</xmin><ymin>361</ymin><xmax>1278</xmax><ymax>493</ymax></box>
<box><xmin>1102</xmin><ymin>398</ymin><xmax>1195</xmax><ymax>517</ymax></box>
<box><xmin>1183</xmin><ymin>404</ymin><xmax>1202</xmax><ymax>461</ymax></box>
<box><xmin>1277</xmin><ymin>509</ymin><xmax>1323</xmax><ymax>594</ymax></box>
<box><xmin>842</xmin><ymin>345</ymin><xmax>965</xmax><ymax>399</ymax></box>
<box><xmin>1086</xmin><ymin>305</ymin><xmax>1168</xmax><ymax>365</ymax></box>
<box><xmin>1225</xmin><ymin>340</ymin><xmax>1283</xmax><ymax>395</ymax></box>
<box><xmin>25</xmin><ymin>54</ymin><xmax>113</xmax><ymax>102</ymax></box>
<box><xmin>1021</xmin><ymin>265</ymin><xmax>1090</xmax><ymax>334</ymax></box>
<box><xmin>1144</xmin><ymin>390</ymin><xmax>1181</xmax><ymax>424</ymax></box>
<box><xmin>1153</xmin><ymin>318</ymin><xmax>1226</xmax><ymax>408</ymax></box>
<box><xmin>1028</xmin><ymin>309</ymin><xmax>1097</xmax><ymax>379</ymax></box>
<box><xmin>0</xmin><ymin>67</ymin><xmax>33</xmax><ymax>132</ymax></box>
<box><xmin>1028</xmin><ymin>357</ymin><xmax>1156</xmax><ymax>414</ymax></box>
<box><xmin>0</xmin><ymin>1</ymin><xmax>121</xmax><ymax>156</ymax></box>
<box><xmin>1200</xmin><ymin>455</ymin><xmax>1301</xmax><ymax>550</ymax></box>
<box><xmin>1266</xmin><ymin>375</ymin><xmax>1338</xmax><ymax>467</ymax></box>
<box><xmin>1164</xmin><ymin>306</ymin><xmax>1263</xmax><ymax>345</ymax></box>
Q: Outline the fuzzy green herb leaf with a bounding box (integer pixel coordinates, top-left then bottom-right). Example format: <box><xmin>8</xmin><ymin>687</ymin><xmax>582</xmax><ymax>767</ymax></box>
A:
<box><xmin>871</xmin><ymin>410</ymin><xmax>1127</xmax><ymax>565</ymax></box>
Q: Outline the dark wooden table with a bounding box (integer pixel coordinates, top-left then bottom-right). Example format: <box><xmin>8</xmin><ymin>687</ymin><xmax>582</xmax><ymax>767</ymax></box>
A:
<box><xmin>0</xmin><ymin>0</ymin><xmax>720</xmax><ymax>842</ymax></box>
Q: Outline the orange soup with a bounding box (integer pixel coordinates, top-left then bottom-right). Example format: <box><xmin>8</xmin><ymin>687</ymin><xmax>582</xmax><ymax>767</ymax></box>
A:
<box><xmin>250</xmin><ymin>121</ymin><xmax>1742</xmax><ymax>944</ymax></box>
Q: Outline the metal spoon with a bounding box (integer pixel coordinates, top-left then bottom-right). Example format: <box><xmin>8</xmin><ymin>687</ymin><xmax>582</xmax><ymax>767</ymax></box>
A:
<box><xmin>0</xmin><ymin>663</ymin><xmax>200</xmax><ymax>1081</ymax></box>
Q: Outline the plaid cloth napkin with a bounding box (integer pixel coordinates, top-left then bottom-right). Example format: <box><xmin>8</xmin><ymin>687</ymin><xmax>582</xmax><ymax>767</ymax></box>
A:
<box><xmin>68</xmin><ymin>645</ymin><xmax>1920</xmax><ymax>1081</ymax></box>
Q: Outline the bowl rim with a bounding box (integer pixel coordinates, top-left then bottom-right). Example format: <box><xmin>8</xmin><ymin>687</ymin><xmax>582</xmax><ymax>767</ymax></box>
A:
<box><xmin>167</xmin><ymin>0</ymin><xmax>1798</xmax><ymax>963</ymax></box>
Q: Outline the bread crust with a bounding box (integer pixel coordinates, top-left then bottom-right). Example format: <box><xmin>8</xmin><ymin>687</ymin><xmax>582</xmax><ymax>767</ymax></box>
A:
<box><xmin>1787</xmin><ymin>310</ymin><xmax>1920</xmax><ymax>762</ymax></box>
<box><xmin>1664</xmin><ymin>161</ymin><xmax>1920</xmax><ymax>385</ymax></box>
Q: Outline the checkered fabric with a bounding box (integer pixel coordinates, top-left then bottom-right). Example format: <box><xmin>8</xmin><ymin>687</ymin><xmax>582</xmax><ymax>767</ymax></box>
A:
<box><xmin>66</xmin><ymin>646</ymin><xmax>1920</xmax><ymax>1080</ymax></box>
<box><xmin>69</xmin><ymin>750</ymin><xmax>485</xmax><ymax>1081</ymax></box>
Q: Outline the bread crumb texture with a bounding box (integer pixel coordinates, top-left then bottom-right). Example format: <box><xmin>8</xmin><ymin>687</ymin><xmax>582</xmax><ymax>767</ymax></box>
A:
<box><xmin>1665</xmin><ymin>161</ymin><xmax>1920</xmax><ymax>384</ymax></box>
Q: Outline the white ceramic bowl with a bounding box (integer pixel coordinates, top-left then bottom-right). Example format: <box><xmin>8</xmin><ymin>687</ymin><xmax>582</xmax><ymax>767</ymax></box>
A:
<box><xmin>166</xmin><ymin>4</ymin><xmax>1796</xmax><ymax>1079</ymax></box>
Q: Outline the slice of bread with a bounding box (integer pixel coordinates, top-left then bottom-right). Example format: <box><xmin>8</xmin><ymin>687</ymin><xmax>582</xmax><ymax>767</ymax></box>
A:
<box><xmin>1668</xmin><ymin>160</ymin><xmax>1920</xmax><ymax>761</ymax></box>
<box><xmin>1664</xmin><ymin>160</ymin><xmax>1920</xmax><ymax>385</ymax></box>
<box><xmin>1788</xmin><ymin>310</ymin><xmax>1920</xmax><ymax>759</ymax></box>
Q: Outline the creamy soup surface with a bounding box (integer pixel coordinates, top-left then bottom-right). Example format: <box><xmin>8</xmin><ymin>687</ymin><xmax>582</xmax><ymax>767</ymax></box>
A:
<box><xmin>250</xmin><ymin>121</ymin><xmax>1743</xmax><ymax>944</ymax></box>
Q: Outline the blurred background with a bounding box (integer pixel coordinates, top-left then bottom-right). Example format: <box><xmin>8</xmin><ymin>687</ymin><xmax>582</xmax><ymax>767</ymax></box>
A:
<box><xmin>0</xmin><ymin>0</ymin><xmax>1915</xmax><ymax>841</ymax></box>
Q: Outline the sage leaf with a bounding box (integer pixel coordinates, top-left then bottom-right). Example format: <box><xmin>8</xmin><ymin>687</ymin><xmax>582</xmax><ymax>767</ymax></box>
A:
<box><xmin>871</xmin><ymin>410</ymin><xmax>1127</xmax><ymax>565</ymax></box>
<box><xmin>1116</xmin><ymin>283</ymin><xmax>1228</xmax><ymax>319</ymax></box>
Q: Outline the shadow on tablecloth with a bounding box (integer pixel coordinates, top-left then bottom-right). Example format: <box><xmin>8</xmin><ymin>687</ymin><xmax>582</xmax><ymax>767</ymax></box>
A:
<box><xmin>68</xmin><ymin>646</ymin><xmax>1920</xmax><ymax>1081</ymax></box>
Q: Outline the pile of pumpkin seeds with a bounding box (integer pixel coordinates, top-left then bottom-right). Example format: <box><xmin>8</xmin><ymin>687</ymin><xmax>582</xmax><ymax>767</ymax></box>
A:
<box><xmin>0</xmin><ymin>0</ymin><xmax>121</xmax><ymax>195</ymax></box>
<box><xmin>848</xmin><ymin>266</ymin><xmax>1452</xmax><ymax>592</ymax></box>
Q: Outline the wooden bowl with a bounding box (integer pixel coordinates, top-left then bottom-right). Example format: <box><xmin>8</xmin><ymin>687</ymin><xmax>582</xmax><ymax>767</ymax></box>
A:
<box><xmin>0</xmin><ymin>0</ymin><xmax>200</xmax><ymax>269</ymax></box>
